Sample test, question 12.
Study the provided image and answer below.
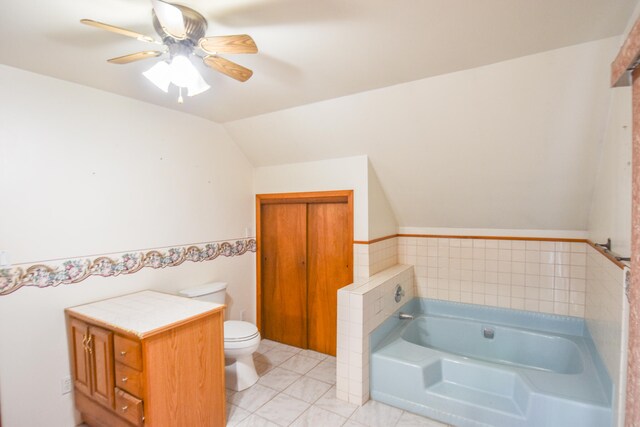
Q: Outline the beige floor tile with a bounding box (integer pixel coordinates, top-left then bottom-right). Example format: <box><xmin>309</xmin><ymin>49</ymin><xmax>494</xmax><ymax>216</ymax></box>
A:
<box><xmin>306</xmin><ymin>360</ymin><xmax>337</xmax><ymax>384</ymax></box>
<box><xmin>229</xmin><ymin>383</ymin><xmax>279</xmax><ymax>412</ymax></box>
<box><xmin>279</xmin><ymin>354</ymin><xmax>322</xmax><ymax>375</ymax></box>
<box><xmin>314</xmin><ymin>386</ymin><xmax>359</xmax><ymax>419</ymax></box>
<box><xmin>258</xmin><ymin>367</ymin><xmax>302</xmax><ymax>391</ymax></box>
<box><xmin>261</xmin><ymin>348</ymin><xmax>298</xmax><ymax>366</ymax></box>
<box><xmin>350</xmin><ymin>400</ymin><xmax>404</xmax><ymax>427</ymax></box>
<box><xmin>342</xmin><ymin>420</ymin><xmax>366</xmax><ymax>427</ymax></box>
<box><xmin>225</xmin><ymin>404</ymin><xmax>251</xmax><ymax>427</ymax></box>
<box><xmin>395</xmin><ymin>411</ymin><xmax>450</xmax><ymax>427</ymax></box>
<box><xmin>270</xmin><ymin>341</ymin><xmax>304</xmax><ymax>354</ymax></box>
<box><xmin>259</xmin><ymin>339</ymin><xmax>278</xmax><ymax>352</ymax></box>
<box><xmin>283</xmin><ymin>375</ymin><xmax>332</xmax><ymax>403</ymax></box>
<box><xmin>298</xmin><ymin>349</ymin><xmax>329</xmax><ymax>361</ymax></box>
<box><xmin>254</xmin><ymin>393</ymin><xmax>310</xmax><ymax>426</ymax></box>
<box><xmin>290</xmin><ymin>405</ymin><xmax>347</xmax><ymax>427</ymax></box>
<box><xmin>234</xmin><ymin>413</ymin><xmax>280</xmax><ymax>427</ymax></box>
<box><xmin>255</xmin><ymin>359</ymin><xmax>276</xmax><ymax>376</ymax></box>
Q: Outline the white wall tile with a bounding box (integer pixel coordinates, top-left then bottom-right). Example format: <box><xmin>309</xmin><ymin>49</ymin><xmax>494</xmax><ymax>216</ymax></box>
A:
<box><xmin>498</xmin><ymin>240</ymin><xmax>512</xmax><ymax>249</ymax></box>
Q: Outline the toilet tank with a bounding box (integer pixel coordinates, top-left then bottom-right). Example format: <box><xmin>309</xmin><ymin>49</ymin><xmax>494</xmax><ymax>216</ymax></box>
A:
<box><xmin>179</xmin><ymin>282</ymin><xmax>227</xmax><ymax>304</ymax></box>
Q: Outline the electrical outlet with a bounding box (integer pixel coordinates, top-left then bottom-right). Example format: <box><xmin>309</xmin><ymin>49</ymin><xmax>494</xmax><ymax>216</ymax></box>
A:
<box><xmin>240</xmin><ymin>309</ymin><xmax>245</xmax><ymax>321</ymax></box>
<box><xmin>61</xmin><ymin>376</ymin><xmax>72</xmax><ymax>395</ymax></box>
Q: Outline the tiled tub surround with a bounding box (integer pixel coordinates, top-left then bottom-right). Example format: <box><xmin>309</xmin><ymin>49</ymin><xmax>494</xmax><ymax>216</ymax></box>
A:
<box><xmin>337</xmin><ymin>264</ymin><xmax>414</xmax><ymax>405</ymax></box>
<box><xmin>586</xmin><ymin>245</ymin><xmax>629</xmax><ymax>427</ymax></box>
<box><xmin>338</xmin><ymin>235</ymin><xmax>629</xmax><ymax>423</ymax></box>
<box><xmin>398</xmin><ymin>237</ymin><xmax>589</xmax><ymax>317</ymax></box>
<box><xmin>353</xmin><ymin>237</ymin><xmax>398</xmax><ymax>283</ymax></box>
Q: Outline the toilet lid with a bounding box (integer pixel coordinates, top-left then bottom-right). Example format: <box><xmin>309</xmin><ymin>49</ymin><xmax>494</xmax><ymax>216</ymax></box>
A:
<box><xmin>224</xmin><ymin>321</ymin><xmax>259</xmax><ymax>342</ymax></box>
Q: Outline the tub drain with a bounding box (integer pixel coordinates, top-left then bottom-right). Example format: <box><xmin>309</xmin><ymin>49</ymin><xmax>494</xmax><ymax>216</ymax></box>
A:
<box><xmin>483</xmin><ymin>327</ymin><xmax>495</xmax><ymax>339</ymax></box>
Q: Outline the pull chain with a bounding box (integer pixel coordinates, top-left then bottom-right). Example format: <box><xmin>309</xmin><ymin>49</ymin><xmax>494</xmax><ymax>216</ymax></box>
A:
<box><xmin>178</xmin><ymin>87</ymin><xmax>184</xmax><ymax>104</ymax></box>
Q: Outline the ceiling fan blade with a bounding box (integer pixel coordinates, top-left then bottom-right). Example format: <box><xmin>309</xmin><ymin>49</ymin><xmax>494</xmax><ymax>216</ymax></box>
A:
<box><xmin>80</xmin><ymin>19</ymin><xmax>156</xmax><ymax>43</ymax></box>
<box><xmin>199</xmin><ymin>35</ymin><xmax>258</xmax><ymax>54</ymax></box>
<box><xmin>107</xmin><ymin>51</ymin><xmax>164</xmax><ymax>64</ymax></box>
<box><xmin>151</xmin><ymin>0</ymin><xmax>187</xmax><ymax>39</ymax></box>
<box><xmin>203</xmin><ymin>56</ymin><xmax>253</xmax><ymax>82</ymax></box>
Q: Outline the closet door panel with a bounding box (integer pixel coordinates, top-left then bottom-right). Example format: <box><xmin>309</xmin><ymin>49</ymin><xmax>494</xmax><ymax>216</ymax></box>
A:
<box><xmin>307</xmin><ymin>202</ymin><xmax>352</xmax><ymax>355</ymax></box>
<box><xmin>260</xmin><ymin>203</ymin><xmax>308</xmax><ymax>348</ymax></box>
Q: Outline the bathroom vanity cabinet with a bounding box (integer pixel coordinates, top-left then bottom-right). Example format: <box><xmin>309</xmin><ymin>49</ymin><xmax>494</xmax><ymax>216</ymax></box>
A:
<box><xmin>66</xmin><ymin>291</ymin><xmax>226</xmax><ymax>427</ymax></box>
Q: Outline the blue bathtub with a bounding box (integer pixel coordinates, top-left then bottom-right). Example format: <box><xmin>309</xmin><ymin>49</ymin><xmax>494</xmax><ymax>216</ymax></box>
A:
<box><xmin>370</xmin><ymin>299</ymin><xmax>612</xmax><ymax>427</ymax></box>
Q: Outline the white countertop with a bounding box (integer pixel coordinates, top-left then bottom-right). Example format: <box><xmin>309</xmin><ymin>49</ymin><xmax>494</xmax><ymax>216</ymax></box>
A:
<box><xmin>66</xmin><ymin>290</ymin><xmax>224</xmax><ymax>337</ymax></box>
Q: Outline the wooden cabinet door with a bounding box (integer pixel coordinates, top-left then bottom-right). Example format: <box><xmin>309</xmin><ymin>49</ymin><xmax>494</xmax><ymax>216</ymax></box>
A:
<box><xmin>70</xmin><ymin>318</ymin><xmax>91</xmax><ymax>396</ymax></box>
<box><xmin>260</xmin><ymin>203</ymin><xmax>308</xmax><ymax>348</ymax></box>
<box><xmin>307</xmin><ymin>202</ymin><xmax>352</xmax><ymax>356</ymax></box>
<box><xmin>88</xmin><ymin>326</ymin><xmax>115</xmax><ymax>409</ymax></box>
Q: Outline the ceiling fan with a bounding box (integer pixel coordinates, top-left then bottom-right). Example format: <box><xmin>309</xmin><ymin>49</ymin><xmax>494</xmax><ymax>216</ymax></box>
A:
<box><xmin>81</xmin><ymin>0</ymin><xmax>258</xmax><ymax>102</ymax></box>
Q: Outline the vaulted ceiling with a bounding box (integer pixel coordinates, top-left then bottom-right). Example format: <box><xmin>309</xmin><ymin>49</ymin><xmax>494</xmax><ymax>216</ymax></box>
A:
<box><xmin>0</xmin><ymin>0</ymin><xmax>636</xmax><ymax>122</ymax></box>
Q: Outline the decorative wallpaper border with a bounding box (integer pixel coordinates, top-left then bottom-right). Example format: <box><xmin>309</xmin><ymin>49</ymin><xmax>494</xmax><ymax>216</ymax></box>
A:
<box><xmin>0</xmin><ymin>238</ymin><xmax>256</xmax><ymax>296</ymax></box>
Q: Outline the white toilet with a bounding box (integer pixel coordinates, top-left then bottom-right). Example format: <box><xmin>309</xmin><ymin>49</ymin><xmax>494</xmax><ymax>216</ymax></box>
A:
<box><xmin>179</xmin><ymin>282</ymin><xmax>260</xmax><ymax>391</ymax></box>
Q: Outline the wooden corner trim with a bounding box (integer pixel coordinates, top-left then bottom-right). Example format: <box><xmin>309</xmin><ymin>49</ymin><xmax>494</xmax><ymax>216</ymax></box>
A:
<box><xmin>612</xmin><ymin>16</ymin><xmax>640</xmax><ymax>87</ymax></box>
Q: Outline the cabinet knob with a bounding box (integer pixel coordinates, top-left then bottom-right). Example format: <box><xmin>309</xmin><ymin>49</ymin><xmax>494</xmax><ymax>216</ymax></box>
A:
<box><xmin>120</xmin><ymin>351</ymin><xmax>127</xmax><ymax>356</ymax></box>
<box><xmin>121</xmin><ymin>405</ymin><xmax>128</xmax><ymax>412</ymax></box>
<box><xmin>121</xmin><ymin>377</ymin><xmax>128</xmax><ymax>383</ymax></box>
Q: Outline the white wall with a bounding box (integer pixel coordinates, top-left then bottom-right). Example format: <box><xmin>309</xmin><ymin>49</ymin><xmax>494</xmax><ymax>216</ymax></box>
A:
<box><xmin>367</xmin><ymin>161</ymin><xmax>398</xmax><ymax>239</ymax></box>
<box><xmin>585</xmin><ymin>248</ymin><xmax>629</xmax><ymax>427</ymax></box>
<box><xmin>253</xmin><ymin>156</ymin><xmax>399</xmax><ymax>242</ymax></box>
<box><xmin>254</xmin><ymin>155</ymin><xmax>370</xmax><ymax>241</ymax></box>
<box><xmin>226</xmin><ymin>37</ymin><xmax>619</xmax><ymax>232</ymax></box>
<box><xmin>0</xmin><ymin>65</ymin><xmax>255</xmax><ymax>427</ymax></box>
<box><xmin>587</xmin><ymin>87</ymin><xmax>632</xmax><ymax>256</ymax></box>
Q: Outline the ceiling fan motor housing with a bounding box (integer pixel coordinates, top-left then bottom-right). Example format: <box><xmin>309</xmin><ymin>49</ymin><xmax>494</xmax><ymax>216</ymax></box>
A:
<box><xmin>151</xmin><ymin>3</ymin><xmax>207</xmax><ymax>46</ymax></box>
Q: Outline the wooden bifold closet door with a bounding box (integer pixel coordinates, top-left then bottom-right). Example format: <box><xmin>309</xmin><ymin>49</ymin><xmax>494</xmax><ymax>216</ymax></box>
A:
<box><xmin>258</xmin><ymin>191</ymin><xmax>353</xmax><ymax>356</ymax></box>
<box><xmin>260</xmin><ymin>203</ymin><xmax>309</xmax><ymax>348</ymax></box>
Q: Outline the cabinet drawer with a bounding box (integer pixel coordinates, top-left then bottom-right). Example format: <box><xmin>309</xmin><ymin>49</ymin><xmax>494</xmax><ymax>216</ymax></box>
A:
<box><xmin>115</xmin><ymin>388</ymin><xmax>144</xmax><ymax>427</ymax></box>
<box><xmin>115</xmin><ymin>362</ymin><xmax>143</xmax><ymax>397</ymax></box>
<box><xmin>114</xmin><ymin>335</ymin><xmax>142</xmax><ymax>370</ymax></box>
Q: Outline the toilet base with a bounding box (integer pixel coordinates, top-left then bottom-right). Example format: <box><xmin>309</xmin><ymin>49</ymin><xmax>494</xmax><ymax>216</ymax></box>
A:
<box><xmin>225</xmin><ymin>354</ymin><xmax>259</xmax><ymax>391</ymax></box>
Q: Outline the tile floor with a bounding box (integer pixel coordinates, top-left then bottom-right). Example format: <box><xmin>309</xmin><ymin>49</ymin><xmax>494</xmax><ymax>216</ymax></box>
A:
<box><xmin>227</xmin><ymin>339</ymin><xmax>453</xmax><ymax>427</ymax></box>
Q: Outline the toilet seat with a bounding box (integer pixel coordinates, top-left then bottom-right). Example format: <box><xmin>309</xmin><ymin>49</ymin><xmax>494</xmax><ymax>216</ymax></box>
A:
<box><xmin>224</xmin><ymin>320</ymin><xmax>259</xmax><ymax>343</ymax></box>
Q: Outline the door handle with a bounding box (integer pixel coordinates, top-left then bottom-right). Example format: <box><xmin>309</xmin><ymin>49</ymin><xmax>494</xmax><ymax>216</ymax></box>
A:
<box><xmin>86</xmin><ymin>335</ymin><xmax>93</xmax><ymax>355</ymax></box>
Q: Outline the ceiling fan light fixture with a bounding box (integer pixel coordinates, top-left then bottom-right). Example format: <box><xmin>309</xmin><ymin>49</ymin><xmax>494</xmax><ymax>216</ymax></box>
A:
<box><xmin>143</xmin><ymin>61</ymin><xmax>171</xmax><ymax>92</ymax></box>
<box><xmin>169</xmin><ymin>55</ymin><xmax>211</xmax><ymax>96</ymax></box>
<box><xmin>169</xmin><ymin>55</ymin><xmax>197</xmax><ymax>87</ymax></box>
<box><xmin>186</xmin><ymin>71</ymin><xmax>210</xmax><ymax>97</ymax></box>
<box><xmin>143</xmin><ymin>56</ymin><xmax>210</xmax><ymax>99</ymax></box>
